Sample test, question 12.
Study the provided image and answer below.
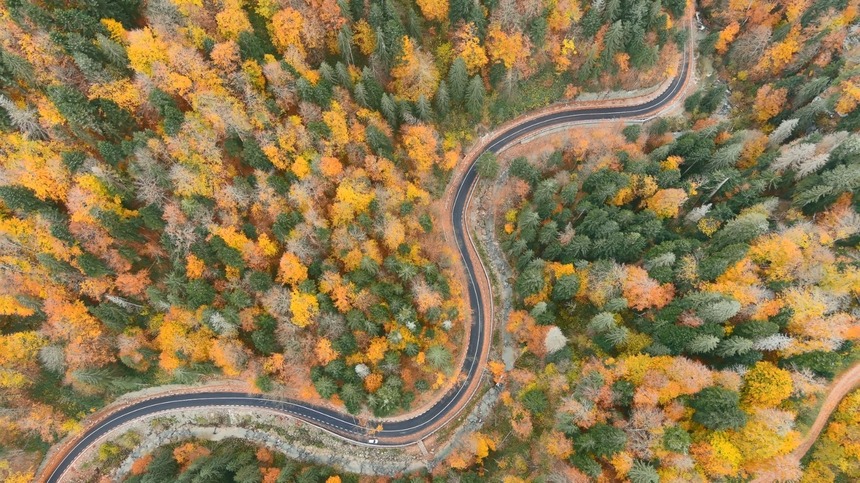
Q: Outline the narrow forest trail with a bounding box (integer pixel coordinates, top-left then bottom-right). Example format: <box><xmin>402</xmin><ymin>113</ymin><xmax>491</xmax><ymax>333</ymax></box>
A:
<box><xmin>792</xmin><ymin>361</ymin><xmax>860</xmax><ymax>459</ymax></box>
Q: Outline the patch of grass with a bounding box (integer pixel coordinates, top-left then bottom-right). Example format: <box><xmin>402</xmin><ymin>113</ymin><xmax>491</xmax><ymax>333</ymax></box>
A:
<box><xmin>793</xmin><ymin>395</ymin><xmax>826</xmax><ymax>435</ymax></box>
<box><xmin>488</xmin><ymin>68</ymin><xmax>574</xmax><ymax>124</ymax></box>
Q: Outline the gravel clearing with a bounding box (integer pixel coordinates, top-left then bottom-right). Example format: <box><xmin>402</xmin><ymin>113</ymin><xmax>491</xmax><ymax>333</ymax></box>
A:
<box><xmin>71</xmin><ymin>383</ymin><xmax>506</xmax><ymax>480</ymax></box>
<box><xmin>76</xmin><ymin>408</ymin><xmax>424</xmax><ymax>481</ymax></box>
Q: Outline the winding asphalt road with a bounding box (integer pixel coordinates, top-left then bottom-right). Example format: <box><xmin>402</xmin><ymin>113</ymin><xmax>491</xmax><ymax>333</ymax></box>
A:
<box><xmin>42</xmin><ymin>23</ymin><xmax>693</xmax><ymax>483</ymax></box>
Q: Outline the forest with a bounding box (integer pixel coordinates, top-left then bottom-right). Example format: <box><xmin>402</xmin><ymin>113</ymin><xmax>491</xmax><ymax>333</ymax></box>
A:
<box><xmin>1</xmin><ymin>0</ymin><xmax>859</xmax><ymax>480</ymax></box>
<box><xmin>456</xmin><ymin>0</ymin><xmax>860</xmax><ymax>480</ymax></box>
<box><xmin>0</xmin><ymin>0</ymin><xmax>683</xmax><ymax>477</ymax></box>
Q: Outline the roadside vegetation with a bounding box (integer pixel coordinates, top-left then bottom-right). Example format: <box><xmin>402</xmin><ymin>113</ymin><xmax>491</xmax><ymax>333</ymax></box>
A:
<box><xmin>119</xmin><ymin>438</ymin><xmax>358</xmax><ymax>483</ymax></box>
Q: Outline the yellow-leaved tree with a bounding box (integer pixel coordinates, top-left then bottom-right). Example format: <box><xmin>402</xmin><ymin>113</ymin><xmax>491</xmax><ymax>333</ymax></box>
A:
<box><xmin>270</xmin><ymin>8</ymin><xmax>305</xmax><ymax>57</ymax></box>
<box><xmin>455</xmin><ymin>23</ymin><xmax>488</xmax><ymax>74</ymax></box>
<box><xmin>390</xmin><ymin>37</ymin><xmax>439</xmax><ymax>102</ymax></box>
<box><xmin>126</xmin><ymin>27</ymin><xmax>169</xmax><ymax>75</ymax></box>
<box><xmin>278</xmin><ymin>252</ymin><xmax>308</xmax><ymax>286</ymax></box>
<box><xmin>486</xmin><ymin>24</ymin><xmax>530</xmax><ymax>85</ymax></box>
<box><xmin>742</xmin><ymin>361</ymin><xmax>793</xmax><ymax>408</ymax></box>
<box><xmin>290</xmin><ymin>290</ymin><xmax>319</xmax><ymax>327</ymax></box>
<box><xmin>401</xmin><ymin>124</ymin><xmax>441</xmax><ymax>174</ymax></box>
<box><xmin>644</xmin><ymin>188</ymin><xmax>688</xmax><ymax>218</ymax></box>
<box><xmin>417</xmin><ymin>0</ymin><xmax>448</xmax><ymax>22</ymax></box>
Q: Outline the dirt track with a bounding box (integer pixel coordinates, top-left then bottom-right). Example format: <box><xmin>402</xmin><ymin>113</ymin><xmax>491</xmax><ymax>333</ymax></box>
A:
<box><xmin>792</xmin><ymin>362</ymin><xmax>860</xmax><ymax>458</ymax></box>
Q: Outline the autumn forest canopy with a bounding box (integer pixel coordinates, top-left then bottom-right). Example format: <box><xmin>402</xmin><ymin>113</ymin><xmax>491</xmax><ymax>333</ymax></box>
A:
<box><xmin>1</xmin><ymin>0</ymin><xmax>860</xmax><ymax>481</ymax></box>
